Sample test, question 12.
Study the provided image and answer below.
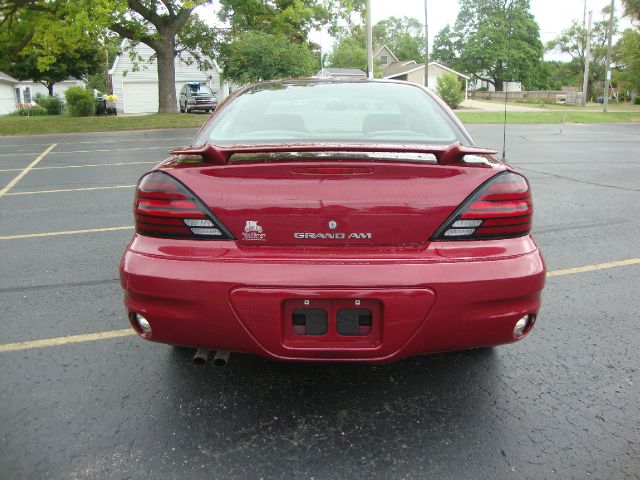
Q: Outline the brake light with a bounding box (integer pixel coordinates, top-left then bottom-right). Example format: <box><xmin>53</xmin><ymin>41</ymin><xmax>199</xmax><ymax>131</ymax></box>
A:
<box><xmin>134</xmin><ymin>172</ymin><xmax>232</xmax><ymax>240</ymax></box>
<box><xmin>432</xmin><ymin>172</ymin><xmax>532</xmax><ymax>240</ymax></box>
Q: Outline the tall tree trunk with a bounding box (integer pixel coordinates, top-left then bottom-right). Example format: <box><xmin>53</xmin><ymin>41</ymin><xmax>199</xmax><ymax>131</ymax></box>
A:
<box><xmin>155</xmin><ymin>36</ymin><xmax>177</xmax><ymax>113</ymax></box>
<box><xmin>48</xmin><ymin>83</ymin><xmax>54</xmax><ymax>96</ymax></box>
<box><xmin>494</xmin><ymin>78</ymin><xmax>504</xmax><ymax>92</ymax></box>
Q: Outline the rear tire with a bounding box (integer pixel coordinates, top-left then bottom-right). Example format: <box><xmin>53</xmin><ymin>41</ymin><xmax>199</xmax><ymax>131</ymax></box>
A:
<box><xmin>179</xmin><ymin>103</ymin><xmax>185</xmax><ymax>113</ymax></box>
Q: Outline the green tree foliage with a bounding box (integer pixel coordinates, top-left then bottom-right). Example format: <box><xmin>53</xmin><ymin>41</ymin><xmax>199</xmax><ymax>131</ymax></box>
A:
<box><xmin>436</xmin><ymin>73</ymin><xmax>463</xmax><ymax>109</ymax></box>
<box><xmin>328</xmin><ymin>34</ymin><xmax>366</xmax><ymax>70</ymax></box>
<box><xmin>621</xmin><ymin>0</ymin><xmax>640</xmax><ymax>24</ymax></box>
<box><xmin>614</xmin><ymin>28</ymin><xmax>640</xmax><ymax>92</ymax></box>
<box><xmin>546</xmin><ymin>10</ymin><xmax>617</xmax><ymax>95</ymax></box>
<box><xmin>219</xmin><ymin>31</ymin><xmax>318</xmax><ymax>84</ymax></box>
<box><xmin>432</xmin><ymin>0</ymin><xmax>545</xmax><ymax>91</ymax></box>
<box><xmin>431</xmin><ymin>25</ymin><xmax>458</xmax><ymax>68</ymax></box>
<box><xmin>7</xmin><ymin>44</ymin><xmax>102</xmax><ymax>96</ymax></box>
<box><xmin>2</xmin><ymin>1</ymin><xmax>219</xmax><ymax>113</ymax></box>
<box><xmin>64</xmin><ymin>85</ymin><xmax>95</xmax><ymax>116</ymax></box>
<box><xmin>372</xmin><ymin>16</ymin><xmax>424</xmax><ymax>62</ymax></box>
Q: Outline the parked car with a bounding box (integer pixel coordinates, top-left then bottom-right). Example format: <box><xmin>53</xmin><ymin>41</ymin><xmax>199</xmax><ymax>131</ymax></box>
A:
<box><xmin>120</xmin><ymin>79</ymin><xmax>545</xmax><ymax>364</ymax></box>
<box><xmin>179</xmin><ymin>82</ymin><xmax>217</xmax><ymax>113</ymax></box>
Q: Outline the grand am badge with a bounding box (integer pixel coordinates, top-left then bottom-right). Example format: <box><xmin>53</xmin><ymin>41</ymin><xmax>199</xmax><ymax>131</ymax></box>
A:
<box><xmin>243</xmin><ymin>220</ymin><xmax>266</xmax><ymax>241</ymax></box>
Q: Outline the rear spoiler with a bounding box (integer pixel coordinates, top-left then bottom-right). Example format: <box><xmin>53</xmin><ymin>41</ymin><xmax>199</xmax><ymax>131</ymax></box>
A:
<box><xmin>170</xmin><ymin>142</ymin><xmax>497</xmax><ymax>166</ymax></box>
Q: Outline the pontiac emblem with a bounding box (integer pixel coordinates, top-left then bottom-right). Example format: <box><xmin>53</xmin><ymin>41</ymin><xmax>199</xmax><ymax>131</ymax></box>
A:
<box><xmin>328</xmin><ymin>220</ymin><xmax>337</xmax><ymax>230</ymax></box>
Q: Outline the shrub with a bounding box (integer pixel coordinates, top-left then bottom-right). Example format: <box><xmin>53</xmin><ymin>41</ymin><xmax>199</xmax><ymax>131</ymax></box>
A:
<box><xmin>10</xmin><ymin>104</ymin><xmax>48</xmax><ymax>116</ymax></box>
<box><xmin>436</xmin><ymin>73</ymin><xmax>464</xmax><ymax>109</ymax></box>
<box><xmin>34</xmin><ymin>94</ymin><xmax>64</xmax><ymax>115</ymax></box>
<box><xmin>64</xmin><ymin>86</ymin><xmax>95</xmax><ymax>117</ymax></box>
<box><xmin>634</xmin><ymin>97</ymin><xmax>640</xmax><ymax>105</ymax></box>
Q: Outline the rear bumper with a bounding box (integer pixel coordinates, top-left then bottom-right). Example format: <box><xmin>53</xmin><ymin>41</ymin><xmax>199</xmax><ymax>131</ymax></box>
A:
<box><xmin>120</xmin><ymin>236</ymin><xmax>545</xmax><ymax>362</ymax></box>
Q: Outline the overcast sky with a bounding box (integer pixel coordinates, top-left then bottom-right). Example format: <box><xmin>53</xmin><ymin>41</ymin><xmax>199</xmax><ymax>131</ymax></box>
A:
<box><xmin>198</xmin><ymin>0</ymin><xmax>632</xmax><ymax>62</ymax></box>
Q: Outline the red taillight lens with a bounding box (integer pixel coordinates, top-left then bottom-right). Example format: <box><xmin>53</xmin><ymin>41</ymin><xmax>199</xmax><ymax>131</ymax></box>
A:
<box><xmin>432</xmin><ymin>172</ymin><xmax>533</xmax><ymax>240</ymax></box>
<box><xmin>134</xmin><ymin>172</ymin><xmax>232</xmax><ymax>240</ymax></box>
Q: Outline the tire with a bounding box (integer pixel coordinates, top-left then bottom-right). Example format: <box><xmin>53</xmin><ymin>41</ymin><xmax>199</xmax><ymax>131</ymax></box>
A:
<box><xmin>179</xmin><ymin>103</ymin><xmax>185</xmax><ymax>113</ymax></box>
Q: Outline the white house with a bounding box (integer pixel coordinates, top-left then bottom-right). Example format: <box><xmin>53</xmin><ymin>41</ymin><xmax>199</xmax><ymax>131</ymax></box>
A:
<box><xmin>316</xmin><ymin>68</ymin><xmax>367</xmax><ymax>79</ymax></box>
<box><xmin>109</xmin><ymin>41</ymin><xmax>222</xmax><ymax>114</ymax></box>
<box><xmin>0</xmin><ymin>71</ymin><xmax>18</xmax><ymax>114</ymax></box>
<box><xmin>15</xmin><ymin>78</ymin><xmax>86</xmax><ymax>105</ymax></box>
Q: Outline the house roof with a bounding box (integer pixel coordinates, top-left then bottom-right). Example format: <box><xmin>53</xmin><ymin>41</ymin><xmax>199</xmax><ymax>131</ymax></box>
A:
<box><xmin>373</xmin><ymin>45</ymin><xmax>399</xmax><ymax>64</ymax></box>
<box><xmin>379</xmin><ymin>60</ymin><xmax>418</xmax><ymax>77</ymax></box>
<box><xmin>383</xmin><ymin>61</ymin><xmax>470</xmax><ymax>80</ymax></box>
<box><xmin>316</xmin><ymin>68</ymin><xmax>367</xmax><ymax>78</ymax></box>
<box><xmin>0</xmin><ymin>71</ymin><xmax>18</xmax><ymax>84</ymax></box>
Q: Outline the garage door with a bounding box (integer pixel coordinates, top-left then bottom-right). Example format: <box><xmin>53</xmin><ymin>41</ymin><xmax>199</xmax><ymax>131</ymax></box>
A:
<box><xmin>122</xmin><ymin>81</ymin><xmax>181</xmax><ymax>114</ymax></box>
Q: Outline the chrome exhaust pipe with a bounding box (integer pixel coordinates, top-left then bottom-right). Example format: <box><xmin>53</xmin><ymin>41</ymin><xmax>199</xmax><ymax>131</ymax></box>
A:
<box><xmin>212</xmin><ymin>350</ymin><xmax>230</xmax><ymax>367</ymax></box>
<box><xmin>192</xmin><ymin>348</ymin><xmax>210</xmax><ymax>365</ymax></box>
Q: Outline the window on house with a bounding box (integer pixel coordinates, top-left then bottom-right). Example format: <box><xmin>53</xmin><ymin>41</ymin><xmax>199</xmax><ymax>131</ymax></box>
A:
<box><xmin>15</xmin><ymin>87</ymin><xmax>21</xmax><ymax>104</ymax></box>
<box><xmin>24</xmin><ymin>87</ymin><xmax>32</xmax><ymax>104</ymax></box>
<box><xmin>380</xmin><ymin>55</ymin><xmax>388</xmax><ymax>65</ymax></box>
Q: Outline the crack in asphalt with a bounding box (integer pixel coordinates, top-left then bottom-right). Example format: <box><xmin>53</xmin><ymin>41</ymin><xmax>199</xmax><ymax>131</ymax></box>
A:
<box><xmin>0</xmin><ymin>278</ymin><xmax>120</xmax><ymax>294</ymax></box>
<box><xmin>518</xmin><ymin>166</ymin><xmax>640</xmax><ymax>192</ymax></box>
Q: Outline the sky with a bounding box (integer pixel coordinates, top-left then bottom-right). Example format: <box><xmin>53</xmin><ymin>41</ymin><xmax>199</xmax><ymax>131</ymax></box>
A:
<box><xmin>198</xmin><ymin>0</ymin><xmax>633</xmax><ymax>62</ymax></box>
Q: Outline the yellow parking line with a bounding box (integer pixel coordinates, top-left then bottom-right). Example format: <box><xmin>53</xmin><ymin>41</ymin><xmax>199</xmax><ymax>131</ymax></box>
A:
<box><xmin>0</xmin><ymin>226</ymin><xmax>133</xmax><ymax>240</ymax></box>
<box><xmin>0</xmin><ymin>257</ymin><xmax>639</xmax><ymax>353</ymax></box>
<box><xmin>546</xmin><ymin>258</ymin><xmax>640</xmax><ymax>277</ymax></box>
<box><xmin>0</xmin><ymin>329</ymin><xmax>135</xmax><ymax>353</ymax></box>
<box><xmin>0</xmin><ymin>161</ymin><xmax>155</xmax><ymax>173</ymax></box>
<box><xmin>5</xmin><ymin>185</ymin><xmax>136</xmax><ymax>196</ymax></box>
<box><xmin>0</xmin><ymin>145</ymin><xmax>169</xmax><ymax>158</ymax></box>
<box><xmin>0</xmin><ymin>144</ymin><xmax>57</xmax><ymax>197</ymax></box>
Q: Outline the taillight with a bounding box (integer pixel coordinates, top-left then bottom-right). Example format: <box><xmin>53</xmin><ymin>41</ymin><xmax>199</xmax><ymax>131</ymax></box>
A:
<box><xmin>432</xmin><ymin>172</ymin><xmax>532</xmax><ymax>240</ymax></box>
<box><xmin>134</xmin><ymin>172</ymin><xmax>233</xmax><ymax>240</ymax></box>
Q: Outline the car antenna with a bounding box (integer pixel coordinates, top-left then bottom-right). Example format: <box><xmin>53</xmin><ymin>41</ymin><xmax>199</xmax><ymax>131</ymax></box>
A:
<box><xmin>501</xmin><ymin>2</ymin><xmax>514</xmax><ymax>162</ymax></box>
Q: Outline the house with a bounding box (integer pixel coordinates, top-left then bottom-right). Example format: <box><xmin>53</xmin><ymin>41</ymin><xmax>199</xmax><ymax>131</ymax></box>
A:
<box><xmin>374</xmin><ymin>45</ymin><xmax>471</xmax><ymax>98</ymax></box>
<box><xmin>471</xmin><ymin>78</ymin><xmax>522</xmax><ymax>93</ymax></box>
<box><xmin>109</xmin><ymin>40</ymin><xmax>222</xmax><ymax>114</ymax></box>
<box><xmin>15</xmin><ymin>78</ymin><xmax>86</xmax><ymax>105</ymax></box>
<box><xmin>0</xmin><ymin>71</ymin><xmax>18</xmax><ymax>114</ymax></box>
<box><xmin>316</xmin><ymin>68</ymin><xmax>367</xmax><ymax>79</ymax></box>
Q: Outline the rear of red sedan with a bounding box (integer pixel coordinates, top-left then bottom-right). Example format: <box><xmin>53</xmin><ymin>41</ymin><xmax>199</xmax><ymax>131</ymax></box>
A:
<box><xmin>120</xmin><ymin>80</ymin><xmax>545</xmax><ymax>363</ymax></box>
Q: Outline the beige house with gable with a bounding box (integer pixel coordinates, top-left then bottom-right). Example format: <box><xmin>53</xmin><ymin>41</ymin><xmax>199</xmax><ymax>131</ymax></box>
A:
<box><xmin>374</xmin><ymin>45</ymin><xmax>470</xmax><ymax>99</ymax></box>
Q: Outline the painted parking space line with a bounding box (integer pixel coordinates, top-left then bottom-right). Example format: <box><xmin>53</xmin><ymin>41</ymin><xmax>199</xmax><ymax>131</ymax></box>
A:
<box><xmin>5</xmin><ymin>184</ymin><xmax>136</xmax><ymax>196</ymax></box>
<box><xmin>0</xmin><ymin>329</ymin><xmax>135</xmax><ymax>353</ymax></box>
<box><xmin>0</xmin><ymin>145</ymin><xmax>171</xmax><ymax>158</ymax></box>
<box><xmin>0</xmin><ymin>258</ymin><xmax>639</xmax><ymax>353</ymax></box>
<box><xmin>546</xmin><ymin>258</ymin><xmax>640</xmax><ymax>277</ymax></box>
<box><xmin>0</xmin><ymin>226</ymin><xmax>133</xmax><ymax>240</ymax></box>
<box><xmin>0</xmin><ymin>136</ymin><xmax>191</xmax><ymax>149</ymax></box>
<box><xmin>0</xmin><ymin>144</ymin><xmax>57</xmax><ymax>197</ymax></box>
<box><xmin>0</xmin><ymin>161</ymin><xmax>156</xmax><ymax>173</ymax></box>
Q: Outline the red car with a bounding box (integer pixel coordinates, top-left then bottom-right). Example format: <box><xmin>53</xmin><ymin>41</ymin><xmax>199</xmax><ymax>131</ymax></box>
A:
<box><xmin>120</xmin><ymin>79</ymin><xmax>545</xmax><ymax>364</ymax></box>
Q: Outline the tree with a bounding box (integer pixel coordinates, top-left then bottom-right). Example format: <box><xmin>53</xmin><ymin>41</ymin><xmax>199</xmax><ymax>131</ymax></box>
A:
<box><xmin>328</xmin><ymin>34</ymin><xmax>367</xmax><ymax>70</ymax></box>
<box><xmin>614</xmin><ymin>28</ymin><xmax>640</xmax><ymax>92</ymax></box>
<box><xmin>431</xmin><ymin>25</ymin><xmax>458</xmax><ymax>69</ymax></box>
<box><xmin>546</xmin><ymin>10</ymin><xmax>617</xmax><ymax>96</ymax></box>
<box><xmin>372</xmin><ymin>16</ymin><xmax>424</xmax><ymax>63</ymax></box>
<box><xmin>621</xmin><ymin>0</ymin><xmax>640</xmax><ymax>24</ymax></box>
<box><xmin>2</xmin><ymin>1</ymin><xmax>218</xmax><ymax>113</ymax></box>
<box><xmin>436</xmin><ymin>73</ymin><xmax>463</xmax><ymax>109</ymax></box>
<box><xmin>433</xmin><ymin>0</ymin><xmax>544</xmax><ymax>91</ymax></box>
<box><xmin>105</xmin><ymin>1</ymin><xmax>217</xmax><ymax>113</ymax></box>
<box><xmin>8</xmin><ymin>44</ymin><xmax>102</xmax><ymax>95</ymax></box>
<box><xmin>219</xmin><ymin>31</ymin><xmax>318</xmax><ymax>84</ymax></box>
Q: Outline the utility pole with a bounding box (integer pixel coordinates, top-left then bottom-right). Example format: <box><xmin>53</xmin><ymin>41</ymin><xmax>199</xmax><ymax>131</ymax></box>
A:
<box><xmin>366</xmin><ymin>0</ymin><xmax>374</xmax><ymax>79</ymax></box>
<box><xmin>603</xmin><ymin>0</ymin><xmax>615</xmax><ymax>113</ymax></box>
<box><xmin>581</xmin><ymin>11</ymin><xmax>593</xmax><ymax>106</ymax></box>
<box><xmin>424</xmin><ymin>0</ymin><xmax>429</xmax><ymax>88</ymax></box>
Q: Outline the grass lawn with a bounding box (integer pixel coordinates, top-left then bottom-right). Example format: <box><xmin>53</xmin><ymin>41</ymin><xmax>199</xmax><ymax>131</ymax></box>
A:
<box><xmin>1</xmin><ymin>110</ymin><xmax>640</xmax><ymax>136</ymax></box>
<box><xmin>456</xmin><ymin>111</ymin><xmax>640</xmax><ymax>124</ymax></box>
<box><xmin>0</xmin><ymin>113</ymin><xmax>208</xmax><ymax>136</ymax></box>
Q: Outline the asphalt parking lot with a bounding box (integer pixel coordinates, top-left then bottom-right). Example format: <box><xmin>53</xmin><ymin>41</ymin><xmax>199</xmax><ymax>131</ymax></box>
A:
<box><xmin>1</xmin><ymin>123</ymin><xmax>639</xmax><ymax>479</ymax></box>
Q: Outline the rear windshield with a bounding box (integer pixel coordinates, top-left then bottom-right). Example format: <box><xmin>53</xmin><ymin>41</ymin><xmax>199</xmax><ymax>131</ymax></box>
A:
<box><xmin>198</xmin><ymin>81</ymin><xmax>467</xmax><ymax>146</ymax></box>
<box><xmin>187</xmin><ymin>83</ymin><xmax>213</xmax><ymax>95</ymax></box>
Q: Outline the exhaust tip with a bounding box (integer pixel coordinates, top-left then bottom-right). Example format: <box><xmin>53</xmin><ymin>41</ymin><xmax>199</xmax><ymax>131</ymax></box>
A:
<box><xmin>212</xmin><ymin>350</ymin><xmax>230</xmax><ymax>367</ymax></box>
<box><xmin>192</xmin><ymin>348</ymin><xmax>210</xmax><ymax>365</ymax></box>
